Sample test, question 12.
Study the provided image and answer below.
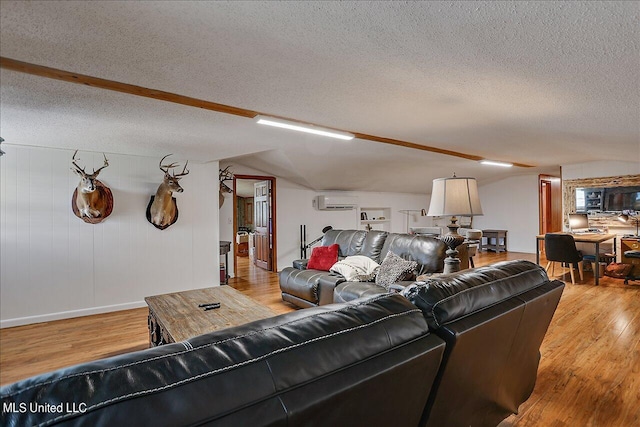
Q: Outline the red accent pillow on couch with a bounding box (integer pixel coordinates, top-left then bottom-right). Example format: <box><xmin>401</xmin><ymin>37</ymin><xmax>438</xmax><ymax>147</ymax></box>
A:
<box><xmin>307</xmin><ymin>244</ymin><xmax>340</xmax><ymax>271</ymax></box>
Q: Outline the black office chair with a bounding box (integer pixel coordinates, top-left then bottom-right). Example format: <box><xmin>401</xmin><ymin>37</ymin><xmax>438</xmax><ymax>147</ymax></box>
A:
<box><xmin>544</xmin><ymin>233</ymin><xmax>584</xmax><ymax>285</ymax></box>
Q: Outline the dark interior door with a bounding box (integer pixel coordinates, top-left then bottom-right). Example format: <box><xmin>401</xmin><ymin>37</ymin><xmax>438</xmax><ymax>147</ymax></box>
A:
<box><xmin>541</xmin><ymin>180</ymin><xmax>552</xmax><ymax>234</ymax></box>
<box><xmin>254</xmin><ymin>180</ymin><xmax>272</xmax><ymax>270</ymax></box>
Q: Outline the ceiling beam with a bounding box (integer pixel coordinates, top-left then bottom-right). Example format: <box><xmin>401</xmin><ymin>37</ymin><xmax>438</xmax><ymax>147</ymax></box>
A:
<box><xmin>0</xmin><ymin>56</ymin><xmax>534</xmax><ymax>167</ymax></box>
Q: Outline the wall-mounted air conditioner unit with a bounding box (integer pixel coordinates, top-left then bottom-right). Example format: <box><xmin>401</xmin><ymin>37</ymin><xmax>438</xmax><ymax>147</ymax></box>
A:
<box><xmin>316</xmin><ymin>195</ymin><xmax>358</xmax><ymax>210</ymax></box>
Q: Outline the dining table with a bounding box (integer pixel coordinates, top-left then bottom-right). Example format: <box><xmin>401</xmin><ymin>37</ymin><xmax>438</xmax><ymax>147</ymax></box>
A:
<box><xmin>535</xmin><ymin>232</ymin><xmax>617</xmax><ymax>286</ymax></box>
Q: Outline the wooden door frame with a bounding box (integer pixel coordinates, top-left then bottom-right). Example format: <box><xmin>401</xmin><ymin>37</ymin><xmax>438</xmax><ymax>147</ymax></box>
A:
<box><xmin>540</xmin><ymin>178</ymin><xmax>552</xmax><ymax>234</ymax></box>
<box><xmin>233</xmin><ymin>174</ymin><xmax>277</xmax><ymax>276</ymax></box>
<box><xmin>538</xmin><ymin>174</ymin><xmax>562</xmax><ymax>235</ymax></box>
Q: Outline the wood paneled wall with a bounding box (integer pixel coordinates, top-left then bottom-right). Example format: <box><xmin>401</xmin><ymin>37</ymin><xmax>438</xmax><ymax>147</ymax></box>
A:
<box><xmin>0</xmin><ymin>145</ymin><xmax>219</xmax><ymax>327</ymax></box>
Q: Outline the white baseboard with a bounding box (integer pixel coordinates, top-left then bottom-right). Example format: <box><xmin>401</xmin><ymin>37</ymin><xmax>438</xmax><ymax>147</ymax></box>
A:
<box><xmin>0</xmin><ymin>301</ymin><xmax>148</xmax><ymax>329</ymax></box>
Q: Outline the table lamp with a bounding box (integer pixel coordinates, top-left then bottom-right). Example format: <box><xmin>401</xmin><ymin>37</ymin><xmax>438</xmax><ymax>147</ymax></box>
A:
<box><xmin>427</xmin><ymin>174</ymin><xmax>483</xmax><ymax>273</ymax></box>
<box><xmin>618</xmin><ymin>211</ymin><xmax>639</xmax><ymax>236</ymax></box>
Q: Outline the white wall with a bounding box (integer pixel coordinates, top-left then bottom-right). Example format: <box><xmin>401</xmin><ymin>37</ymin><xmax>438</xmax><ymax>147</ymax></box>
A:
<box><xmin>0</xmin><ymin>145</ymin><xmax>219</xmax><ymax>327</ymax></box>
<box><xmin>219</xmin><ymin>163</ymin><xmax>433</xmax><ymax>274</ymax></box>
<box><xmin>562</xmin><ymin>161</ymin><xmax>640</xmax><ymax>180</ymax></box>
<box><xmin>473</xmin><ymin>174</ymin><xmax>540</xmax><ymax>253</ymax></box>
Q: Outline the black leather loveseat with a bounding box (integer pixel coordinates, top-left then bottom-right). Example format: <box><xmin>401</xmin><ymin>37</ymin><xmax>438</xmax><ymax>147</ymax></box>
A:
<box><xmin>1</xmin><ymin>260</ymin><xmax>564</xmax><ymax>427</ymax></box>
<box><xmin>279</xmin><ymin>229</ymin><xmax>447</xmax><ymax>308</ymax></box>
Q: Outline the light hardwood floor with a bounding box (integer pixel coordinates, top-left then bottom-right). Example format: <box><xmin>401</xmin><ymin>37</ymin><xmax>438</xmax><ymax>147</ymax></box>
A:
<box><xmin>1</xmin><ymin>251</ymin><xmax>639</xmax><ymax>426</ymax></box>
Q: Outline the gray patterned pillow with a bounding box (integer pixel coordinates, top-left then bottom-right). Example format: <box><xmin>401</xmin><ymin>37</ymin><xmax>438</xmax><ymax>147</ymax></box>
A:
<box><xmin>375</xmin><ymin>252</ymin><xmax>418</xmax><ymax>290</ymax></box>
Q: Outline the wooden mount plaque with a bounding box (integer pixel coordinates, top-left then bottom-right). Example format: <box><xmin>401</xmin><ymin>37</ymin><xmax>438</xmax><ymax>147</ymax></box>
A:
<box><xmin>71</xmin><ymin>180</ymin><xmax>113</xmax><ymax>224</ymax></box>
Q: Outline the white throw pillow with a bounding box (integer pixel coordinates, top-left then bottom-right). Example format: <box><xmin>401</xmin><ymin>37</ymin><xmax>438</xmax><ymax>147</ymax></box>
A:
<box><xmin>330</xmin><ymin>255</ymin><xmax>380</xmax><ymax>282</ymax></box>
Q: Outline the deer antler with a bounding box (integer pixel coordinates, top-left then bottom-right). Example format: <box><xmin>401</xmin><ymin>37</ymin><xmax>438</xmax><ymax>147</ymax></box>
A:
<box><xmin>219</xmin><ymin>166</ymin><xmax>233</xmax><ymax>181</ymax></box>
<box><xmin>159</xmin><ymin>154</ymin><xmax>179</xmax><ymax>174</ymax></box>
<box><xmin>71</xmin><ymin>150</ymin><xmax>87</xmax><ymax>176</ymax></box>
<box><xmin>219</xmin><ymin>166</ymin><xmax>233</xmax><ymax>194</ymax></box>
<box><xmin>92</xmin><ymin>153</ymin><xmax>109</xmax><ymax>176</ymax></box>
<box><xmin>173</xmin><ymin>160</ymin><xmax>190</xmax><ymax>178</ymax></box>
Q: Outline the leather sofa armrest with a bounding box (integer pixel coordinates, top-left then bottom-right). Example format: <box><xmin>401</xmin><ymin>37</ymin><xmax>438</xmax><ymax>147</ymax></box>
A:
<box><xmin>293</xmin><ymin>259</ymin><xmax>309</xmax><ymax>270</ymax></box>
<box><xmin>317</xmin><ymin>274</ymin><xmax>347</xmax><ymax>305</ymax></box>
<box><xmin>388</xmin><ymin>284</ymin><xmax>404</xmax><ymax>293</ymax></box>
<box><xmin>388</xmin><ymin>281</ymin><xmax>415</xmax><ymax>293</ymax></box>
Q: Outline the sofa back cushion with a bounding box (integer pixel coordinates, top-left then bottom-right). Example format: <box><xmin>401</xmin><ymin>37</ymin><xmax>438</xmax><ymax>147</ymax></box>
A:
<box><xmin>380</xmin><ymin>233</ymin><xmax>446</xmax><ymax>275</ymax></box>
<box><xmin>1</xmin><ymin>295</ymin><xmax>445</xmax><ymax>427</ymax></box>
<box><xmin>322</xmin><ymin>229</ymin><xmax>367</xmax><ymax>257</ymax></box>
<box><xmin>360</xmin><ymin>230</ymin><xmax>388</xmax><ymax>263</ymax></box>
<box><xmin>405</xmin><ymin>260</ymin><xmax>552</xmax><ymax>329</ymax></box>
<box><xmin>407</xmin><ymin>260</ymin><xmax>565</xmax><ymax>427</ymax></box>
<box><xmin>320</xmin><ymin>231</ymin><xmax>445</xmax><ymax>275</ymax></box>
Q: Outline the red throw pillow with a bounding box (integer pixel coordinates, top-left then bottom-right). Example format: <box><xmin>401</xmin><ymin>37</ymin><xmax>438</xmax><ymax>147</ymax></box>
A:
<box><xmin>307</xmin><ymin>244</ymin><xmax>340</xmax><ymax>271</ymax></box>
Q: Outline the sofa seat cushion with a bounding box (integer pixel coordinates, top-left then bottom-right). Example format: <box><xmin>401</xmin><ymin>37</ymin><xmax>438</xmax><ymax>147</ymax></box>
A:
<box><xmin>334</xmin><ymin>281</ymin><xmax>389</xmax><ymax>303</ymax></box>
<box><xmin>403</xmin><ymin>260</ymin><xmax>552</xmax><ymax>329</ymax></box>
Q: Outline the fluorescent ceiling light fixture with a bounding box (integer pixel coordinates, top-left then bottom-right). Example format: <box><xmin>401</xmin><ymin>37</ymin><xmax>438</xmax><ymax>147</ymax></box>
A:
<box><xmin>255</xmin><ymin>116</ymin><xmax>354</xmax><ymax>140</ymax></box>
<box><xmin>480</xmin><ymin>160</ymin><xmax>513</xmax><ymax>168</ymax></box>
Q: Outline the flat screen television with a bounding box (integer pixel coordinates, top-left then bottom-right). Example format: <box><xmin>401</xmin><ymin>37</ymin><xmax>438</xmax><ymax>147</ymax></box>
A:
<box><xmin>604</xmin><ymin>186</ymin><xmax>640</xmax><ymax>211</ymax></box>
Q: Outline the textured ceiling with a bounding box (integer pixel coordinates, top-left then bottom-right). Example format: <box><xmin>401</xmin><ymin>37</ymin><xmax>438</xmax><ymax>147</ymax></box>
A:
<box><xmin>1</xmin><ymin>1</ymin><xmax>638</xmax><ymax>193</ymax></box>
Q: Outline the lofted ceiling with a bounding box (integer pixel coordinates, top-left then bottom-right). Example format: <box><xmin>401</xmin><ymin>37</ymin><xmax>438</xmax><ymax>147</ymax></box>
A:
<box><xmin>0</xmin><ymin>1</ymin><xmax>638</xmax><ymax>194</ymax></box>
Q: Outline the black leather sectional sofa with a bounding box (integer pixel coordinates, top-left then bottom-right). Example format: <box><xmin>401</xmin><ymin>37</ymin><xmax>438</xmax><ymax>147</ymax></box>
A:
<box><xmin>279</xmin><ymin>229</ymin><xmax>448</xmax><ymax>308</ymax></box>
<box><xmin>1</xmin><ymin>260</ymin><xmax>564</xmax><ymax>427</ymax></box>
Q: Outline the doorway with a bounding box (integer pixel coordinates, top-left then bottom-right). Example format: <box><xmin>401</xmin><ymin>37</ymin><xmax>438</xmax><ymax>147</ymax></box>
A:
<box><xmin>233</xmin><ymin>175</ymin><xmax>277</xmax><ymax>279</ymax></box>
<box><xmin>539</xmin><ymin>174</ymin><xmax>562</xmax><ymax>235</ymax></box>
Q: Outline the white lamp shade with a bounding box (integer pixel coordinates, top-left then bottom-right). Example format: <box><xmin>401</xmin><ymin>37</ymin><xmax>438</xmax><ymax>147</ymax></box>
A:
<box><xmin>427</xmin><ymin>177</ymin><xmax>483</xmax><ymax>217</ymax></box>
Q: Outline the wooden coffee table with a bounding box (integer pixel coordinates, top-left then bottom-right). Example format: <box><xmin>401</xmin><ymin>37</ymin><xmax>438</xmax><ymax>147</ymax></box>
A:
<box><xmin>145</xmin><ymin>286</ymin><xmax>276</xmax><ymax>347</ymax></box>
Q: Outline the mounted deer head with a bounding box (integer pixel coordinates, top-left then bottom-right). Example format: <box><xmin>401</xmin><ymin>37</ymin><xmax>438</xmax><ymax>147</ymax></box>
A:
<box><xmin>148</xmin><ymin>154</ymin><xmax>190</xmax><ymax>229</ymax></box>
<box><xmin>219</xmin><ymin>166</ymin><xmax>233</xmax><ymax>208</ymax></box>
<box><xmin>71</xmin><ymin>150</ymin><xmax>113</xmax><ymax>222</ymax></box>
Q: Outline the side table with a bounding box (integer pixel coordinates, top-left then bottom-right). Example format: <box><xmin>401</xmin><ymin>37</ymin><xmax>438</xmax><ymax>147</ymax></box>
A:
<box><xmin>220</xmin><ymin>240</ymin><xmax>231</xmax><ymax>285</ymax></box>
<box><xmin>481</xmin><ymin>229</ymin><xmax>508</xmax><ymax>253</ymax></box>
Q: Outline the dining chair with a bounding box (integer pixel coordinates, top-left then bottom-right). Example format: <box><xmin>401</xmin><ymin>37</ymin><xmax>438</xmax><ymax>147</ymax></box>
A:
<box><xmin>544</xmin><ymin>233</ymin><xmax>584</xmax><ymax>285</ymax></box>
